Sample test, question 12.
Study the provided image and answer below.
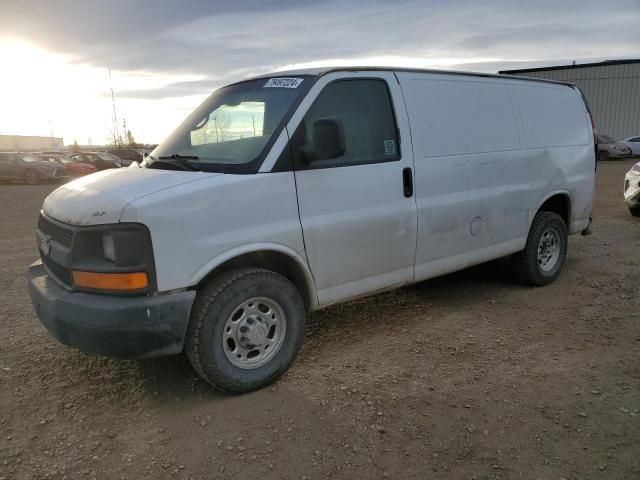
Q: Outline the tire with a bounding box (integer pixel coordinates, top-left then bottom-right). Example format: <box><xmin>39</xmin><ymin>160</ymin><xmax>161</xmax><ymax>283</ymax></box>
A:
<box><xmin>185</xmin><ymin>268</ymin><xmax>306</xmax><ymax>393</ymax></box>
<box><xmin>629</xmin><ymin>206</ymin><xmax>640</xmax><ymax>217</ymax></box>
<box><xmin>24</xmin><ymin>169</ymin><xmax>38</xmax><ymax>185</ymax></box>
<box><xmin>512</xmin><ymin>211</ymin><xmax>568</xmax><ymax>286</ymax></box>
<box><xmin>597</xmin><ymin>150</ymin><xmax>609</xmax><ymax>162</ymax></box>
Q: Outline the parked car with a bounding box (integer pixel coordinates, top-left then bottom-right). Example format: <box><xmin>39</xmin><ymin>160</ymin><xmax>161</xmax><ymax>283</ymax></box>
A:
<box><xmin>596</xmin><ymin>134</ymin><xmax>633</xmax><ymax>161</ymax></box>
<box><xmin>624</xmin><ymin>161</ymin><xmax>640</xmax><ymax>216</ymax></box>
<box><xmin>107</xmin><ymin>148</ymin><xmax>149</xmax><ymax>165</ymax></box>
<box><xmin>70</xmin><ymin>152</ymin><xmax>123</xmax><ymax>170</ymax></box>
<box><xmin>29</xmin><ymin>68</ymin><xmax>595</xmax><ymax>393</ymax></box>
<box><xmin>37</xmin><ymin>153</ymin><xmax>97</xmax><ymax>177</ymax></box>
<box><xmin>0</xmin><ymin>152</ymin><xmax>68</xmax><ymax>184</ymax></box>
<box><xmin>620</xmin><ymin>135</ymin><xmax>640</xmax><ymax>156</ymax></box>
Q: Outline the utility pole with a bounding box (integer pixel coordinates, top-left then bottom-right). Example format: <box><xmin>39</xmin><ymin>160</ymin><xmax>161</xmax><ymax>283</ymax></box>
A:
<box><xmin>123</xmin><ymin>118</ymin><xmax>127</xmax><ymax>147</ymax></box>
<box><xmin>108</xmin><ymin>68</ymin><xmax>119</xmax><ymax>147</ymax></box>
<box><xmin>49</xmin><ymin>120</ymin><xmax>54</xmax><ymax>149</ymax></box>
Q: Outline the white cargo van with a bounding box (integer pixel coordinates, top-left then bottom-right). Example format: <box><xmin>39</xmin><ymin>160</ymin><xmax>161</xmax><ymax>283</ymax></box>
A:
<box><xmin>29</xmin><ymin>67</ymin><xmax>595</xmax><ymax>392</ymax></box>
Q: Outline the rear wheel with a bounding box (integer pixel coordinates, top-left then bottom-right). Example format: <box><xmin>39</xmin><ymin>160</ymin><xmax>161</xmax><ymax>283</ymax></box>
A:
<box><xmin>185</xmin><ymin>268</ymin><xmax>306</xmax><ymax>393</ymax></box>
<box><xmin>597</xmin><ymin>150</ymin><xmax>609</xmax><ymax>161</ymax></box>
<box><xmin>512</xmin><ymin>211</ymin><xmax>568</xmax><ymax>286</ymax></box>
<box><xmin>24</xmin><ymin>169</ymin><xmax>38</xmax><ymax>185</ymax></box>
<box><xmin>629</xmin><ymin>205</ymin><xmax>640</xmax><ymax>217</ymax></box>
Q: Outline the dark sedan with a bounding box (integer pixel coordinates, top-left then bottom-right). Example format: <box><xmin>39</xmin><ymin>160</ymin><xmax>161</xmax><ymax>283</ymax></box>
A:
<box><xmin>0</xmin><ymin>152</ymin><xmax>69</xmax><ymax>184</ymax></box>
<box><xmin>70</xmin><ymin>152</ymin><xmax>124</xmax><ymax>170</ymax></box>
<box><xmin>107</xmin><ymin>148</ymin><xmax>150</xmax><ymax>165</ymax></box>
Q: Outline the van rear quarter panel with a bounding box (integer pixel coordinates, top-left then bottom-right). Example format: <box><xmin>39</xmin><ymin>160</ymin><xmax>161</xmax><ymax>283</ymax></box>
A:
<box><xmin>509</xmin><ymin>82</ymin><xmax>595</xmax><ymax>232</ymax></box>
<box><xmin>396</xmin><ymin>72</ymin><xmax>594</xmax><ymax>279</ymax></box>
<box><xmin>120</xmin><ymin>172</ymin><xmax>306</xmax><ymax>293</ymax></box>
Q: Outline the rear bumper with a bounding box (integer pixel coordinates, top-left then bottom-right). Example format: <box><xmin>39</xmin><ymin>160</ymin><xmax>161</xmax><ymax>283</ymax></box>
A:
<box><xmin>28</xmin><ymin>261</ymin><xmax>195</xmax><ymax>359</ymax></box>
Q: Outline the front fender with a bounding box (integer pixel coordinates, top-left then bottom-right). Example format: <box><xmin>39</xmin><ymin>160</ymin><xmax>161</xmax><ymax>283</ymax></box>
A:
<box><xmin>189</xmin><ymin>242</ymin><xmax>318</xmax><ymax>310</ymax></box>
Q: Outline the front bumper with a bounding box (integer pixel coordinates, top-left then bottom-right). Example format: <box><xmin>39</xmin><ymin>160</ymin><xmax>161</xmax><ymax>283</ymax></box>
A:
<box><xmin>41</xmin><ymin>170</ymin><xmax>70</xmax><ymax>182</ymax></box>
<box><xmin>611</xmin><ymin>152</ymin><xmax>633</xmax><ymax>159</ymax></box>
<box><xmin>28</xmin><ymin>261</ymin><xmax>195</xmax><ymax>359</ymax></box>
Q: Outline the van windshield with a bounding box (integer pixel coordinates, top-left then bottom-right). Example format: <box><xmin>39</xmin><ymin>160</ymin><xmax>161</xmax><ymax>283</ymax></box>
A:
<box><xmin>149</xmin><ymin>77</ymin><xmax>311</xmax><ymax>173</ymax></box>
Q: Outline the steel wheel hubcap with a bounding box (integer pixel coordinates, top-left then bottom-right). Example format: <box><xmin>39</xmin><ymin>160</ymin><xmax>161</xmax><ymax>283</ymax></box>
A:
<box><xmin>223</xmin><ymin>297</ymin><xmax>286</xmax><ymax>369</ymax></box>
<box><xmin>537</xmin><ymin>228</ymin><xmax>561</xmax><ymax>272</ymax></box>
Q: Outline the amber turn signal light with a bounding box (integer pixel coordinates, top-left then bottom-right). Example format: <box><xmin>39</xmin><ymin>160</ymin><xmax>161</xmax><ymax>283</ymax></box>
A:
<box><xmin>72</xmin><ymin>271</ymin><xmax>148</xmax><ymax>291</ymax></box>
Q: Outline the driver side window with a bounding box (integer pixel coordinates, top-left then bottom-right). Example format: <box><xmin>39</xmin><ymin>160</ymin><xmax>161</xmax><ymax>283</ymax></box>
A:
<box><xmin>292</xmin><ymin>79</ymin><xmax>400</xmax><ymax>169</ymax></box>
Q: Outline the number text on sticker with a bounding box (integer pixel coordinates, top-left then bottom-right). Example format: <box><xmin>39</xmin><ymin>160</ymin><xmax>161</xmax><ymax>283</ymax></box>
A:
<box><xmin>264</xmin><ymin>78</ymin><xmax>304</xmax><ymax>89</ymax></box>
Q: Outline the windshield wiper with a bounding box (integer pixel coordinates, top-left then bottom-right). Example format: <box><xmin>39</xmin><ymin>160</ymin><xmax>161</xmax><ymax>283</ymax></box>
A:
<box><xmin>153</xmin><ymin>153</ymin><xmax>201</xmax><ymax>171</ymax></box>
<box><xmin>161</xmin><ymin>153</ymin><xmax>200</xmax><ymax>160</ymax></box>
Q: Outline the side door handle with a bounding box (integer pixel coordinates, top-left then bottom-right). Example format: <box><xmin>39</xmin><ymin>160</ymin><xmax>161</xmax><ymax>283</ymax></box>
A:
<box><xmin>402</xmin><ymin>167</ymin><xmax>413</xmax><ymax>198</ymax></box>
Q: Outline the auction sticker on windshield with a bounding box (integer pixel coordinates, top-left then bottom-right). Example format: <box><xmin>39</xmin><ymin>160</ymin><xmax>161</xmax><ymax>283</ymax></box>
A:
<box><xmin>264</xmin><ymin>78</ymin><xmax>303</xmax><ymax>88</ymax></box>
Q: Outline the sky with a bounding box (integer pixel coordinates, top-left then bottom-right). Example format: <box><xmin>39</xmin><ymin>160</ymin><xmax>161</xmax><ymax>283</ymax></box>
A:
<box><xmin>0</xmin><ymin>0</ymin><xmax>638</xmax><ymax>146</ymax></box>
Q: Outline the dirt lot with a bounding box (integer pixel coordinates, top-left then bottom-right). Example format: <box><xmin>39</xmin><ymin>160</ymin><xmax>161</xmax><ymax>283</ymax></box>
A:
<box><xmin>1</xmin><ymin>160</ymin><xmax>639</xmax><ymax>480</ymax></box>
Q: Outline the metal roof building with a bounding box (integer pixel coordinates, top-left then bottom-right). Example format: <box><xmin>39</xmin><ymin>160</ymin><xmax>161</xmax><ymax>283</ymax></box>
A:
<box><xmin>0</xmin><ymin>134</ymin><xmax>64</xmax><ymax>151</ymax></box>
<box><xmin>500</xmin><ymin>59</ymin><xmax>640</xmax><ymax>141</ymax></box>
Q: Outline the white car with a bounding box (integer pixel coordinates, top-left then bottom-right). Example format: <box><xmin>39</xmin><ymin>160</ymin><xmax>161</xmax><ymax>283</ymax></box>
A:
<box><xmin>620</xmin><ymin>135</ymin><xmax>640</xmax><ymax>156</ymax></box>
<box><xmin>624</xmin><ymin>161</ymin><xmax>640</xmax><ymax>216</ymax></box>
<box><xmin>596</xmin><ymin>134</ymin><xmax>633</xmax><ymax>161</ymax></box>
<box><xmin>28</xmin><ymin>67</ymin><xmax>596</xmax><ymax>393</ymax></box>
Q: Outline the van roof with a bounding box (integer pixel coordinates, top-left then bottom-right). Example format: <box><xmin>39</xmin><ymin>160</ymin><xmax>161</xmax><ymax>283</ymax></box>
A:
<box><xmin>250</xmin><ymin>66</ymin><xmax>574</xmax><ymax>88</ymax></box>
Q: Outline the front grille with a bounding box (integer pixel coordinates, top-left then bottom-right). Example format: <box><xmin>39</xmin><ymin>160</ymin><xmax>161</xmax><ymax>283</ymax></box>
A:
<box><xmin>41</xmin><ymin>253</ymin><xmax>73</xmax><ymax>287</ymax></box>
<box><xmin>38</xmin><ymin>215</ymin><xmax>73</xmax><ymax>248</ymax></box>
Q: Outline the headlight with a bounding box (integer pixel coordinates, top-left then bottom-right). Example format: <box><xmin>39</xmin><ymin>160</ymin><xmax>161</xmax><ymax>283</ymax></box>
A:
<box><xmin>71</xmin><ymin>224</ymin><xmax>155</xmax><ymax>293</ymax></box>
<box><xmin>103</xmin><ymin>232</ymin><xmax>116</xmax><ymax>262</ymax></box>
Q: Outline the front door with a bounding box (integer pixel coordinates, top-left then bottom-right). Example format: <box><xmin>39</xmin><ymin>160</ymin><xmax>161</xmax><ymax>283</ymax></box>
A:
<box><xmin>0</xmin><ymin>153</ymin><xmax>23</xmax><ymax>180</ymax></box>
<box><xmin>290</xmin><ymin>73</ymin><xmax>418</xmax><ymax>306</ymax></box>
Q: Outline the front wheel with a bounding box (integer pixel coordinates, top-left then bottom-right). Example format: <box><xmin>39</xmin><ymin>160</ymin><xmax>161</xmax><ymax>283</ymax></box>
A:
<box><xmin>185</xmin><ymin>268</ymin><xmax>306</xmax><ymax>393</ymax></box>
<box><xmin>597</xmin><ymin>150</ymin><xmax>609</xmax><ymax>161</ymax></box>
<box><xmin>512</xmin><ymin>211</ymin><xmax>568</xmax><ymax>286</ymax></box>
<box><xmin>629</xmin><ymin>205</ymin><xmax>640</xmax><ymax>217</ymax></box>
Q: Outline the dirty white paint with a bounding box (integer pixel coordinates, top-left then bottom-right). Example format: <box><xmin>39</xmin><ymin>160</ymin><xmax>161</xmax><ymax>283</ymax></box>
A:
<box><xmin>40</xmin><ymin>68</ymin><xmax>595</xmax><ymax>310</ymax></box>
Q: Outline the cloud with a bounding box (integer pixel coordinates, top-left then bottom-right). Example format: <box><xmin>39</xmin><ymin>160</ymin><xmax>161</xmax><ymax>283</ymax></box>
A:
<box><xmin>2</xmin><ymin>0</ymin><xmax>639</xmax><ymax>100</ymax></box>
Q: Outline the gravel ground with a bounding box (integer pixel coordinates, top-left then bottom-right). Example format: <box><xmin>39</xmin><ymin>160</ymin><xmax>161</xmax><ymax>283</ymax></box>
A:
<box><xmin>1</xmin><ymin>160</ymin><xmax>639</xmax><ymax>480</ymax></box>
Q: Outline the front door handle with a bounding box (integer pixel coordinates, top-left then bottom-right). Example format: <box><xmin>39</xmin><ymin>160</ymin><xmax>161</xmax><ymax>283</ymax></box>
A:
<box><xmin>402</xmin><ymin>167</ymin><xmax>413</xmax><ymax>198</ymax></box>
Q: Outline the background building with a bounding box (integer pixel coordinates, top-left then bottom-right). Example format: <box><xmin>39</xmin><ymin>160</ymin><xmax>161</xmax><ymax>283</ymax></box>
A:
<box><xmin>500</xmin><ymin>59</ymin><xmax>640</xmax><ymax>141</ymax></box>
<box><xmin>0</xmin><ymin>134</ymin><xmax>64</xmax><ymax>151</ymax></box>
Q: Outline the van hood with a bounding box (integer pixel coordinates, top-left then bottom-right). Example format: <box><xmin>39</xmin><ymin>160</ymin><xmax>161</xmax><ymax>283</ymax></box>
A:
<box><xmin>43</xmin><ymin>167</ymin><xmax>222</xmax><ymax>225</ymax></box>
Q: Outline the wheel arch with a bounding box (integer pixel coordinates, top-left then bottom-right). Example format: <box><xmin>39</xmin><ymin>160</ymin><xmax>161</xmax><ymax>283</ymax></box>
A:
<box><xmin>534</xmin><ymin>191</ymin><xmax>572</xmax><ymax>226</ymax></box>
<box><xmin>191</xmin><ymin>244</ymin><xmax>318</xmax><ymax>310</ymax></box>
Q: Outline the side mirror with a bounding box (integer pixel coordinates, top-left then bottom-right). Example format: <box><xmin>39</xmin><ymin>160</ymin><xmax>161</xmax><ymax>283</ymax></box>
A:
<box><xmin>307</xmin><ymin>117</ymin><xmax>345</xmax><ymax>162</ymax></box>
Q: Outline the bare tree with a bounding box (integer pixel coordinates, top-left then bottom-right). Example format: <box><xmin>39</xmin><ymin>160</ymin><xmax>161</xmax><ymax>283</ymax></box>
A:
<box><xmin>214</xmin><ymin>111</ymin><xmax>231</xmax><ymax>142</ymax></box>
<box><xmin>126</xmin><ymin>129</ymin><xmax>136</xmax><ymax>147</ymax></box>
<box><xmin>108</xmin><ymin>128</ymin><xmax>124</xmax><ymax>148</ymax></box>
